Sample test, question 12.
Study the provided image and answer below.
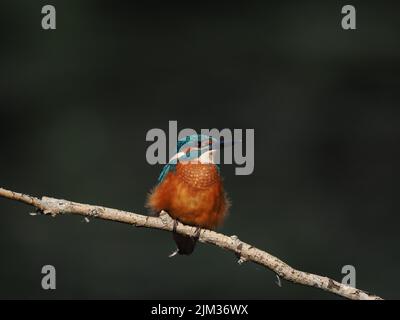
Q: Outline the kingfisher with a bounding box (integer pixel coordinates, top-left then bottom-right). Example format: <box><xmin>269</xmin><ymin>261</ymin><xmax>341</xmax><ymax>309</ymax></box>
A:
<box><xmin>147</xmin><ymin>134</ymin><xmax>230</xmax><ymax>255</ymax></box>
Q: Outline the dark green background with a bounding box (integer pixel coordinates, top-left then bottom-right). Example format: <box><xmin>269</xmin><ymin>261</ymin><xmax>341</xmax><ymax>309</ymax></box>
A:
<box><xmin>0</xmin><ymin>1</ymin><xmax>399</xmax><ymax>299</ymax></box>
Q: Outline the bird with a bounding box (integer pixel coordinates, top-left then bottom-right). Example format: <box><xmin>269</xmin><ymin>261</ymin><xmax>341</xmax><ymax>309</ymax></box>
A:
<box><xmin>146</xmin><ymin>134</ymin><xmax>230</xmax><ymax>255</ymax></box>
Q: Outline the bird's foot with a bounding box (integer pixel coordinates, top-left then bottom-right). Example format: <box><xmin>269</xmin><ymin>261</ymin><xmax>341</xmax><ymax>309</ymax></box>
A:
<box><xmin>173</xmin><ymin>219</ymin><xmax>178</xmax><ymax>233</ymax></box>
<box><xmin>193</xmin><ymin>226</ymin><xmax>201</xmax><ymax>239</ymax></box>
<box><xmin>168</xmin><ymin>219</ymin><xmax>180</xmax><ymax>257</ymax></box>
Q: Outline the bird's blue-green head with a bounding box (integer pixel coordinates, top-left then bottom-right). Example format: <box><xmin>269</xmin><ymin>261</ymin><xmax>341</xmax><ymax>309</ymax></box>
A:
<box><xmin>172</xmin><ymin>134</ymin><xmax>218</xmax><ymax>164</ymax></box>
<box><xmin>157</xmin><ymin>134</ymin><xmax>221</xmax><ymax>183</ymax></box>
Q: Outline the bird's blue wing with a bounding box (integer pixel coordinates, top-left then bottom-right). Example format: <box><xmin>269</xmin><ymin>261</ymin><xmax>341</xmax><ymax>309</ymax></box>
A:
<box><xmin>157</xmin><ymin>163</ymin><xmax>176</xmax><ymax>184</ymax></box>
<box><xmin>156</xmin><ymin>136</ymin><xmax>190</xmax><ymax>184</ymax></box>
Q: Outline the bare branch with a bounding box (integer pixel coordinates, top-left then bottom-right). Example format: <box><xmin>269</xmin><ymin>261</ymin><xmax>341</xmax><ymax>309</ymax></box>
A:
<box><xmin>0</xmin><ymin>187</ymin><xmax>382</xmax><ymax>300</ymax></box>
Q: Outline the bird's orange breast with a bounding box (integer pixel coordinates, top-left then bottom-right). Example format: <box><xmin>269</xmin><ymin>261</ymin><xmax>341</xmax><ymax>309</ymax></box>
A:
<box><xmin>147</xmin><ymin>163</ymin><xmax>229</xmax><ymax>229</ymax></box>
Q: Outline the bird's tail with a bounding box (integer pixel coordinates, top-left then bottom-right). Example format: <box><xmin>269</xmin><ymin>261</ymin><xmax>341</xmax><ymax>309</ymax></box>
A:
<box><xmin>173</xmin><ymin>232</ymin><xmax>198</xmax><ymax>255</ymax></box>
